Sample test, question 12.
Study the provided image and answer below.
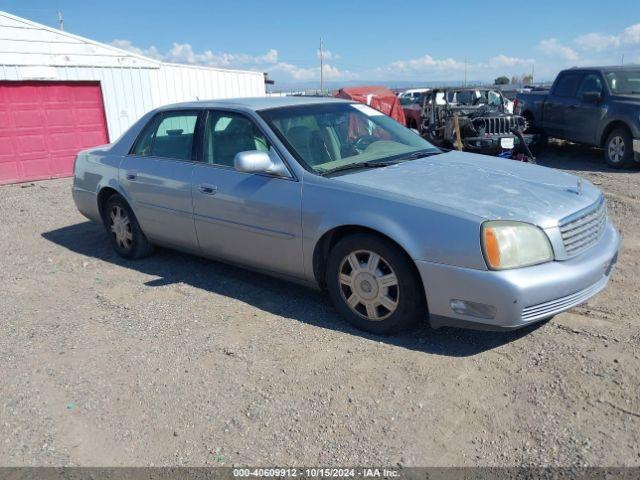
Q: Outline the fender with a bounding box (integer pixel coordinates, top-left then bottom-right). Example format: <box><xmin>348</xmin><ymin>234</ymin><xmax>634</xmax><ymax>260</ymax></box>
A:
<box><xmin>300</xmin><ymin>173</ymin><xmax>486</xmax><ymax>283</ymax></box>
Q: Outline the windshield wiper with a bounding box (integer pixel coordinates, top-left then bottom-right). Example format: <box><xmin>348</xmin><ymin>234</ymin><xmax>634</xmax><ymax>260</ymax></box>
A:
<box><xmin>397</xmin><ymin>150</ymin><xmax>441</xmax><ymax>160</ymax></box>
<box><xmin>319</xmin><ymin>161</ymin><xmax>397</xmax><ymax>176</ymax></box>
<box><xmin>319</xmin><ymin>150</ymin><xmax>441</xmax><ymax>176</ymax></box>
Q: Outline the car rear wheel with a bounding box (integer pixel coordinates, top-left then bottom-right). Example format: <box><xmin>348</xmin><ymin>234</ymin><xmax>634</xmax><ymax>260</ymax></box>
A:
<box><xmin>326</xmin><ymin>234</ymin><xmax>425</xmax><ymax>335</ymax></box>
<box><xmin>604</xmin><ymin>128</ymin><xmax>634</xmax><ymax>168</ymax></box>
<box><xmin>104</xmin><ymin>194</ymin><xmax>154</xmax><ymax>259</ymax></box>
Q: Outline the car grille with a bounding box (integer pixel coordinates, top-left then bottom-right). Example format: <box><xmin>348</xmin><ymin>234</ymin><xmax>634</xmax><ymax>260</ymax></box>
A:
<box><xmin>558</xmin><ymin>197</ymin><xmax>607</xmax><ymax>257</ymax></box>
<box><xmin>521</xmin><ymin>276</ymin><xmax>608</xmax><ymax>322</ymax></box>
<box><xmin>471</xmin><ymin>115</ymin><xmax>526</xmax><ymax>135</ymax></box>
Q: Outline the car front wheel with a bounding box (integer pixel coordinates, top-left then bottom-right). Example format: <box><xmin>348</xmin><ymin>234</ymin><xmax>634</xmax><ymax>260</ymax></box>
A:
<box><xmin>326</xmin><ymin>234</ymin><xmax>425</xmax><ymax>335</ymax></box>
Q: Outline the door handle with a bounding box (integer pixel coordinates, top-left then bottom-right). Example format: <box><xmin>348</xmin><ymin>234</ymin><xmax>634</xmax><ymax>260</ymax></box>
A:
<box><xmin>126</xmin><ymin>172</ymin><xmax>137</xmax><ymax>181</ymax></box>
<box><xmin>198</xmin><ymin>184</ymin><xmax>218</xmax><ymax>195</ymax></box>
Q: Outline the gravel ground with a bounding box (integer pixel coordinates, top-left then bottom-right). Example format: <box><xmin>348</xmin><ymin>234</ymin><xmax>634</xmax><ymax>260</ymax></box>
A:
<box><xmin>1</xmin><ymin>141</ymin><xmax>639</xmax><ymax>467</ymax></box>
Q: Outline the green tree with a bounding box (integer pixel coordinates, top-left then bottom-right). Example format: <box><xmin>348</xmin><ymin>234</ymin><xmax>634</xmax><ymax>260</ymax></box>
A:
<box><xmin>522</xmin><ymin>74</ymin><xmax>534</xmax><ymax>84</ymax></box>
<box><xmin>494</xmin><ymin>76</ymin><xmax>510</xmax><ymax>85</ymax></box>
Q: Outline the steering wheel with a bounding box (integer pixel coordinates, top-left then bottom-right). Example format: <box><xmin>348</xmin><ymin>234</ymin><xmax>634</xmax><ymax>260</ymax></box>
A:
<box><xmin>353</xmin><ymin>134</ymin><xmax>379</xmax><ymax>152</ymax></box>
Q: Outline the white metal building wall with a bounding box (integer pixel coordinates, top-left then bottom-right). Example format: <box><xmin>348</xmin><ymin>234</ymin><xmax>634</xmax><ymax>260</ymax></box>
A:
<box><xmin>0</xmin><ymin>11</ymin><xmax>266</xmax><ymax>141</ymax></box>
<box><xmin>151</xmin><ymin>63</ymin><xmax>265</xmax><ymax>107</ymax></box>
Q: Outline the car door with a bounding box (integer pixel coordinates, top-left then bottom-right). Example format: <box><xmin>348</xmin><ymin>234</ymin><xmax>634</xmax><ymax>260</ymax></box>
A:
<box><xmin>191</xmin><ymin>110</ymin><xmax>304</xmax><ymax>278</ymax></box>
<box><xmin>567</xmin><ymin>72</ymin><xmax>606</xmax><ymax>144</ymax></box>
<box><xmin>119</xmin><ymin>110</ymin><xmax>202</xmax><ymax>251</ymax></box>
<box><xmin>543</xmin><ymin>72</ymin><xmax>583</xmax><ymax>138</ymax></box>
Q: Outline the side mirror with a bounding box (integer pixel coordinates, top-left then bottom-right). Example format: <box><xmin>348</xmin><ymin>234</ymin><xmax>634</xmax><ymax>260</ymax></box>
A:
<box><xmin>582</xmin><ymin>91</ymin><xmax>601</xmax><ymax>103</ymax></box>
<box><xmin>233</xmin><ymin>149</ymin><xmax>290</xmax><ymax>177</ymax></box>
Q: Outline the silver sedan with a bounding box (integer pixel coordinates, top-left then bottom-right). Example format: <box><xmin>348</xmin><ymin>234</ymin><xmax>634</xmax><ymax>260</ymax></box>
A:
<box><xmin>72</xmin><ymin>97</ymin><xmax>620</xmax><ymax>334</ymax></box>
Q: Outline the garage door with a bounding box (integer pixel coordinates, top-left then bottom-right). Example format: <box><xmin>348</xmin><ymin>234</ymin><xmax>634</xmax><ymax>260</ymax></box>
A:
<box><xmin>0</xmin><ymin>81</ymin><xmax>109</xmax><ymax>185</ymax></box>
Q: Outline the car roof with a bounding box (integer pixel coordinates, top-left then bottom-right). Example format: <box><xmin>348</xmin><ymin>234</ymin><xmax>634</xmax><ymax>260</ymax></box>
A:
<box><xmin>564</xmin><ymin>65</ymin><xmax>638</xmax><ymax>72</ymax></box>
<box><xmin>157</xmin><ymin>96</ymin><xmax>352</xmax><ymax>112</ymax></box>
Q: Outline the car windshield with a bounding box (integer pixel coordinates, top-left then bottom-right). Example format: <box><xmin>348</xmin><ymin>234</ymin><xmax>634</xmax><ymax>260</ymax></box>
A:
<box><xmin>604</xmin><ymin>69</ymin><xmax>640</xmax><ymax>94</ymax></box>
<box><xmin>260</xmin><ymin>102</ymin><xmax>439</xmax><ymax>174</ymax></box>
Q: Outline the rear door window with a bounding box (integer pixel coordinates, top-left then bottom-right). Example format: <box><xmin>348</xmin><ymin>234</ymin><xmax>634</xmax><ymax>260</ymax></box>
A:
<box><xmin>554</xmin><ymin>74</ymin><xmax>583</xmax><ymax>98</ymax></box>
<box><xmin>151</xmin><ymin>112</ymin><xmax>199</xmax><ymax>160</ymax></box>
<box><xmin>132</xmin><ymin>111</ymin><xmax>200</xmax><ymax>161</ymax></box>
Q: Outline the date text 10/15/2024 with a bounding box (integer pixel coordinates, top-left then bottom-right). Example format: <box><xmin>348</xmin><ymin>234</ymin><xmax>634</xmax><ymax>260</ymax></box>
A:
<box><xmin>232</xmin><ymin>468</ymin><xmax>400</xmax><ymax>478</ymax></box>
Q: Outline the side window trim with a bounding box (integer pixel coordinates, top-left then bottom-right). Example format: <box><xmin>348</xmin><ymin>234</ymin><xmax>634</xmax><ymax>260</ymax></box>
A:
<box><xmin>202</xmin><ymin>108</ymin><xmax>296</xmax><ymax>179</ymax></box>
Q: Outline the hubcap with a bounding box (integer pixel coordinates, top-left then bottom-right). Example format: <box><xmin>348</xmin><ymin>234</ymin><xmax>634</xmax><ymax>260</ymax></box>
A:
<box><xmin>338</xmin><ymin>250</ymin><xmax>399</xmax><ymax>321</ymax></box>
<box><xmin>109</xmin><ymin>205</ymin><xmax>133</xmax><ymax>250</ymax></box>
<box><xmin>608</xmin><ymin>136</ymin><xmax>625</xmax><ymax>163</ymax></box>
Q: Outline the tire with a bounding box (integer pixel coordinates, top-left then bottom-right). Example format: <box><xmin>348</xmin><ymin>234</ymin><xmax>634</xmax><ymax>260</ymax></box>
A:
<box><xmin>604</xmin><ymin>127</ymin><xmax>634</xmax><ymax>168</ymax></box>
<box><xmin>325</xmin><ymin>234</ymin><xmax>426</xmax><ymax>335</ymax></box>
<box><xmin>103</xmin><ymin>194</ymin><xmax>154</xmax><ymax>259</ymax></box>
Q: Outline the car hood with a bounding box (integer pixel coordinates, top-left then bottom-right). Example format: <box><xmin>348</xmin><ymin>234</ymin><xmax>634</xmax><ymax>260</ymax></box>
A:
<box><xmin>333</xmin><ymin>151</ymin><xmax>602</xmax><ymax>228</ymax></box>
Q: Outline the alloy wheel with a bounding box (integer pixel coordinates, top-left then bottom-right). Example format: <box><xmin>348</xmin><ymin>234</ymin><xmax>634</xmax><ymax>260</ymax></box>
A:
<box><xmin>109</xmin><ymin>205</ymin><xmax>133</xmax><ymax>250</ymax></box>
<box><xmin>338</xmin><ymin>249</ymin><xmax>399</xmax><ymax>321</ymax></box>
<box><xmin>608</xmin><ymin>136</ymin><xmax>625</xmax><ymax>164</ymax></box>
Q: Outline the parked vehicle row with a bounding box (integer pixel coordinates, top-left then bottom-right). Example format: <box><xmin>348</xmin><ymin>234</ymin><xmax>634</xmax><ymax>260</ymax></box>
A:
<box><xmin>73</xmin><ymin>97</ymin><xmax>619</xmax><ymax>335</ymax></box>
<box><xmin>515</xmin><ymin>66</ymin><xmax>640</xmax><ymax>168</ymax></box>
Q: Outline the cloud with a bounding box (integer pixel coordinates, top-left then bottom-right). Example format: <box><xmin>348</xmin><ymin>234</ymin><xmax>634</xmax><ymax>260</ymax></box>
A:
<box><xmin>111</xmin><ymin>39</ymin><xmax>162</xmax><ymax>60</ymax></box>
<box><xmin>390</xmin><ymin>54</ymin><xmax>465</xmax><ymax>72</ymax></box>
<box><xmin>574</xmin><ymin>33</ymin><xmax>620</xmax><ymax>52</ymax></box>
<box><xmin>160</xmin><ymin>43</ymin><xmax>278</xmax><ymax>67</ymax></box>
<box><xmin>112</xmin><ymin>21</ymin><xmax>640</xmax><ymax>86</ymax></box>
<box><xmin>538</xmin><ymin>38</ymin><xmax>579</xmax><ymax>62</ymax></box>
<box><xmin>111</xmin><ymin>39</ymin><xmax>356</xmax><ymax>83</ymax></box>
<box><xmin>620</xmin><ymin>23</ymin><xmax>640</xmax><ymax>44</ymax></box>
<box><xmin>271</xmin><ymin>62</ymin><xmax>357</xmax><ymax>81</ymax></box>
<box><xmin>317</xmin><ymin>49</ymin><xmax>340</xmax><ymax>61</ymax></box>
<box><xmin>112</xmin><ymin>39</ymin><xmax>278</xmax><ymax>68</ymax></box>
<box><xmin>573</xmin><ymin>23</ymin><xmax>640</xmax><ymax>53</ymax></box>
<box><xmin>487</xmin><ymin>54</ymin><xmax>535</xmax><ymax>68</ymax></box>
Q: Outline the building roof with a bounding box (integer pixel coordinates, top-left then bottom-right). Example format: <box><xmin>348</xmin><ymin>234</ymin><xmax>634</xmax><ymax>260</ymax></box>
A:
<box><xmin>162</xmin><ymin>96</ymin><xmax>351</xmax><ymax>111</ymax></box>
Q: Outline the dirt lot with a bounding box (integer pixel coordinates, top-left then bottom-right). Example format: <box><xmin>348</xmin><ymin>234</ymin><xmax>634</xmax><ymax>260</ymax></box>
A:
<box><xmin>1</xmin><ymin>141</ymin><xmax>639</xmax><ymax>468</ymax></box>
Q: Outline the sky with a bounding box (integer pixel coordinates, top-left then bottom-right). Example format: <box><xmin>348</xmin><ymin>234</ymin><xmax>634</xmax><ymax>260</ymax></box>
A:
<box><xmin>2</xmin><ymin>0</ymin><xmax>640</xmax><ymax>88</ymax></box>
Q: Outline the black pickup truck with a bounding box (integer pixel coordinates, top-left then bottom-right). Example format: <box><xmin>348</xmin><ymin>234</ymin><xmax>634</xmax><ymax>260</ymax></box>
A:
<box><xmin>515</xmin><ymin>66</ymin><xmax>640</xmax><ymax>168</ymax></box>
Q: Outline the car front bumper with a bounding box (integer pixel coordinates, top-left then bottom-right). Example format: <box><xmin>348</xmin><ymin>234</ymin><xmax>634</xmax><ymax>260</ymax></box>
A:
<box><xmin>463</xmin><ymin>133</ymin><xmax>535</xmax><ymax>154</ymax></box>
<box><xmin>415</xmin><ymin>222</ymin><xmax>620</xmax><ymax>330</ymax></box>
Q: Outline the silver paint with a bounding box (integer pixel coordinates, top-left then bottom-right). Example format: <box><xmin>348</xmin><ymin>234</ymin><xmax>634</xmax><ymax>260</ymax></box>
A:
<box><xmin>72</xmin><ymin>97</ymin><xmax>621</xmax><ymax>330</ymax></box>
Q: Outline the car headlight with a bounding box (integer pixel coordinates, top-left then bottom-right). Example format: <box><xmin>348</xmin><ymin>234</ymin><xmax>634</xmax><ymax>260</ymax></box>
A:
<box><xmin>481</xmin><ymin>221</ymin><xmax>553</xmax><ymax>270</ymax></box>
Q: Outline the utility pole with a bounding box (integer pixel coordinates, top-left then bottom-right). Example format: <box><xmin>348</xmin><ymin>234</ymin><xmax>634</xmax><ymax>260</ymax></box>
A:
<box><xmin>57</xmin><ymin>11</ymin><xmax>64</xmax><ymax>31</ymax></box>
<box><xmin>621</xmin><ymin>54</ymin><xmax>625</xmax><ymax>65</ymax></box>
<box><xmin>531</xmin><ymin>63</ymin><xmax>535</xmax><ymax>84</ymax></box>
<box><xmin>464</xmin><ymin>57</ymin><xmax>467</xmax><ymax>87</ymax></box>
<box><xmin>319</xmin><ymin>38</ymin><xmax>324</xmax><ymax>95</ymax></box>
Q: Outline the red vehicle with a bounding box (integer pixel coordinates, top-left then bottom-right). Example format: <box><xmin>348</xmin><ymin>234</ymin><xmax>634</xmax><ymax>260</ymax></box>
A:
<box><xmin>335</xmin><ymin>86</ymin><xmax>406</xmax><ymax>125</ymax></box>
<box><xmin>400</xmin><ymin>95</ymin><xmax>426</xmax><ymax>130</ymax></box>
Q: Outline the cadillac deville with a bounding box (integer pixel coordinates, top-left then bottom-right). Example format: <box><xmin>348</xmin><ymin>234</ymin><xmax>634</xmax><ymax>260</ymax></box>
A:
<box><xmin>72</xmin><ymin>97</ymin><xmax>620</xmax><ymax>334</ymax></box>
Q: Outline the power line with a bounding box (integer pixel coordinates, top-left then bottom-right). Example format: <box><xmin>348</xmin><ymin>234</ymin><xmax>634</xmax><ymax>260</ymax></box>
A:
<box><xmin>319</xmin><ymin>38</ymin><xmax>323</xmax><ymax>94</ymax></box>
